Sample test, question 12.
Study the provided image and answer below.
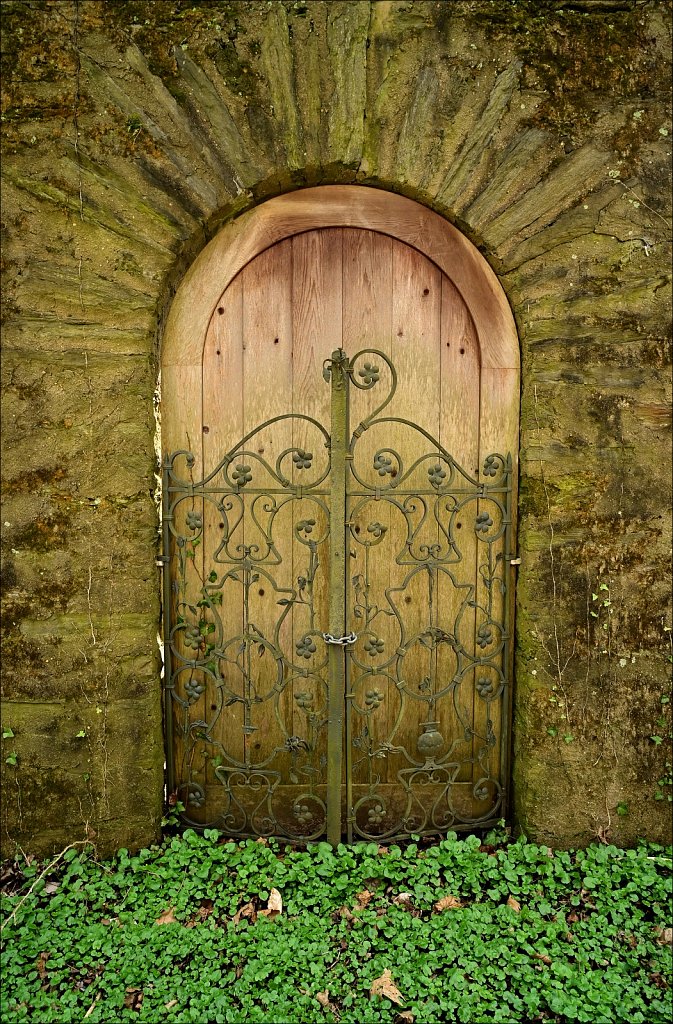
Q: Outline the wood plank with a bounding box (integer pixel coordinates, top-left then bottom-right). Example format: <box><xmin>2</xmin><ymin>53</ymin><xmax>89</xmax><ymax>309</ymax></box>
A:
<box><xmin>240</xmin><ymin>240</ymin><xmax>294</xmax><ymax>822</ymax></box>
<box><xmin>384</xmin><ymin>240</ymin><xmax>442</xmax><ymax>806</ymax></box>
<box><xmin>342</xmin><ymin>229</ymin><xmax>394</xmax><ymax>808</ymax></box>
<box><xmin>161</xmin><ymin>363</ymin><xmax>203</xmax><ymax>468</ymax></box>
<box><xmin>439</xmin><ymin>280</ymin><xmax>481</xmax><ymax>790</ymax></box>
<box><xmin>202</xmin><ymin>276</ymin><xmax>245</xmax><ymax>820</ymax></box>
<box><xmin>290</xmin><ymin>229</ymin><xmax>342</xmax><ymax>831</ymax></box>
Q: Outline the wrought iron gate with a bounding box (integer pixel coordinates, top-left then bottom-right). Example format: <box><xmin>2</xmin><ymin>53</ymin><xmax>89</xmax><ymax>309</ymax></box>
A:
<box><xmin>162</xmin><ymin>349</ymin><xmax>513</xmax><ymax>844</ymax></box>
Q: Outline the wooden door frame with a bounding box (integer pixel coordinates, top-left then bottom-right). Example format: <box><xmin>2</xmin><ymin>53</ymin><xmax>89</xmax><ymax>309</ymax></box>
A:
<box><xmin>161</xmin><ymin>186</ymin><xmax>522</xmax><ymax>832</ymax></box>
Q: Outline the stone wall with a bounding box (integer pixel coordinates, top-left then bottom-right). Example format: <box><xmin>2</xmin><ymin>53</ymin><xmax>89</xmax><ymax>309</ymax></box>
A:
<box><xmin>1</xmin><ymin>0</ymin><xmax>671</xmax><ymax>857</ymax></box>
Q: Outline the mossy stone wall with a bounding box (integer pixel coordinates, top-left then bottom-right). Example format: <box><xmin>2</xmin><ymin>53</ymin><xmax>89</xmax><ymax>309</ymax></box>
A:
<box><xmin>1</xmin><ymin>0</ymin><xmax>671</xmax><ymax>856</ymax></box>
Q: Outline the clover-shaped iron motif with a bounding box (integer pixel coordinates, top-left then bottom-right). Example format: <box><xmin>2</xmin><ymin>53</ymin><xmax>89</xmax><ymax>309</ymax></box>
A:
<box><xmin>296</xmin><ymin>519</ymin><xmax>315</xmax><ymax>536</ymax></box>
<box><xmin>367</xmin><ymin>804</ymin><xmax>385</xmax><ymax>824</ymax></box>
<box><xmin>476</xmin><ymin>677</ymin><xmax>494</xmax><ymax>698</ymax></box>
<box><xmin>294</xmin><ymin>804</ymin><xmax>314</xmax><ymax>825</ymax></box>
<box><xmin>365</xmin><ymin>688</ymin><xmax>384</xmax><ymax>710</ymax></box>
<box><xmin>294</xmin><ymin>691</ymin><xmax>314</xmax><ymax>711</ymax></box>
<box><xmin>477</xmin><ymin>624</ymin><xmax>493</xmax><ymax>649</ymax></box>
<box><xmin>428</xmin><ymin>464</ymin><xmax>447</xmax><ymax>488</ymax></box>
<box><xmin>292</xmin><ymin>449</ymin><xmax>313</xmax><ymax>470</ymax></box>
<box><xmin>185</xmin><ymin>679</ymin><xmax>206</xmax><ymax>701</ymax></box>
<box><xmin>475</xmin><ymin>512</ymin><xmax>494</xmax><ymax>534</ymax></box>
<box><xmin>373</xmin><ymin>453</ymin><xmax>393</xmax><ymax>477</ymax></box>
<box><xmin>474</xmin><ymin>785</ymin><xmax>489</xmax><ymax>802</ymax></box>
<box><xmin>359</xmin><ymin>362</ymin><xmax>380</xmax><ymax>385</ymax></box>
<box><xmin>367</xmin><ymin>521</ymin><xmax>387</xmax><ymax>538</ymax></box>
<box><xmin>232</xmin><ymin>463</ymin><xmax>252</xmax><ymax>486</ymax></box>
<box><xmin>183</xmin><ymin>627</ymin><xmax>203</xmax><ymax>650</ymax></box>
<box><xmin>296</xmin><ymin>635</ymin><xmax>317</xmax><ymax>660</ymax></box>
<box><xmin>187</xmin><ymin>786</ymin><xmax>205</xmax><ymax>807</ymax></box>
<box><xmin>482</xmin><ymin>455</ymin><xmax>499</xmax><ymax>477</ymax></box>
<box><xmin>364</xmin><ymin>636</ymin><xmax>385</xmax><ymax>657</ymax></box>
<box><xmin>186</xmin><ymin>511</ymin><xmax>202</xmax><ymax>531</ymax></box>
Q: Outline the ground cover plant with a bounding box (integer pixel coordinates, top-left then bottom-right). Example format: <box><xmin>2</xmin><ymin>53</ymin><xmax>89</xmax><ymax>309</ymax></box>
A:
<box><xmin>1</xmin><ymin>828</ymin><xmax>671</xmax><ymax>1023</ymax></box>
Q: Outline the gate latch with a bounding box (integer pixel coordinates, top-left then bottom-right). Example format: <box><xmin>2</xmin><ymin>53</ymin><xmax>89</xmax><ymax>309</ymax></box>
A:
<box><xmin>322</xmin><ymin>631</ymin><xmax>358</xmax><ymax>646</ymax></box>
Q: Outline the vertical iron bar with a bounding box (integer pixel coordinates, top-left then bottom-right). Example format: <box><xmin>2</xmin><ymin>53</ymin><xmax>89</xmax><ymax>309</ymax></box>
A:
<box><xmin>161</xmin><ymin>456</ymin><xmax>175</xmax><ymax>799</ymax></box>
<box><xmin>500</xmin><ymin>454</ymin><xmax>513</xmax><ymax>816</ymax></box>
<box><xmin>345</xmin><ymin>648</ymin><xmax>353</xmax><ymax>846</ymax></box>
<box><xmin>327</xmin><ymin>349</ymin><xmax>349</xmax><ymax>846</ymax></box>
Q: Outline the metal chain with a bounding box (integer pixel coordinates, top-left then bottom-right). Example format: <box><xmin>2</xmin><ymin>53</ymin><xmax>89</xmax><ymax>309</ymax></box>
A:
<box><xmin>322</xmin><ymin>631</ymin><xmax>358</xmax><ymax>646</ymax></box>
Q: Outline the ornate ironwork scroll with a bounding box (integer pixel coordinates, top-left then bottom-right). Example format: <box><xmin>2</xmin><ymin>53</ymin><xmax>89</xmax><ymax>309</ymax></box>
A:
<box><xmin>162</xmin><ymin>412</ymin><xmax>333</xmax><ymax>841</ymax></box>
<box><xmin>162</xmin><ymin>349</ymin><xmax>513</xmax><ymax>843</ymax></box>
<box><xmin>341</xmin><ymin>349</ymin><xmax>513</xmax><ymax>842</ymax></box>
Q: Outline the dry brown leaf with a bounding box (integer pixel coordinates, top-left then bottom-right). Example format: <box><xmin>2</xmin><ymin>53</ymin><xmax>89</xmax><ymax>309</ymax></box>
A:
<box><xmin>44</xmin><ymin>881</ymin><xmax>60</xmax><ymax>895</ymax></box>
<box><xmin>434</xmin><ymin>894</ymin><xmax>463</xmax><ymax>911</ymax></box>
<box><xmin>255</xmin><ymin>836</ymin><xmax>268</xmax><ymax>845</ymax></box>
<box><xmin>339</xmin><ymin>906</ymin><xmax>354</xmax><ymax>921</ymax></box>
<box><xmin>533</xmin><ymin>952</ymin><xmax>552</xmax><ymax>965</ymax></box>
<box><xmin>232</xmin><ymin>901</ymin><xmax>256</xmax><ymax>925</ymax></box>
<box><xmin>123</xmin><ymin>988</ymin><xmax>143</xmax><ymax>1011</ymax></box>
<box><xmin>259</xmin><ymin>887</ymin><xmax>283</xmax><ymax>920</ymax></box>
<box><xmin>316</xmin><ymin>989</ymin><xmax>341</xmax><ymax>1018</ymax></box>
<box><xmin>506</xmin><ymin>895</ymin><xmax>521</xmax><ymax>913</ymax></box>
<box><xmin>392</xmin><ymin>892</ymin><xmax>414</xmax><ymax>907</ymax></box>
<box><xmin>155</xmin><ymin>907</ymin><xmax>178</xmax><ymax>926</ymax></box>
<box><xmin>198</xmin><ymin>899</ymin><xmax>214</xmax><ymax>920</ymax></box>
<box><xmin>164</xmin><ymin>1000</ymin><xmax>178</xmax><ymax>1010</ymax></box>
<box><xmin>35</xmin><ymin>951</ymin><xmax>49</xmax><ymax>980</ymax></box>
<box><xmin>655</xmin><ymin>926</ymin><xmax>673</xmax><ymax>945</ymax></box>
<box><xmin>355</xmin><ymin>889</ymin><xmax>374</xmax><ymax>907</ymax></box>
<box><xmin>396</xmin><ymin>1013</ymin><xmax>415</xmax><ymax>1024</ymax></box>
<box><xmin>370</xmin><ymin>968</ymin><xmax>405</xmax><ymax>1006</ymax></box>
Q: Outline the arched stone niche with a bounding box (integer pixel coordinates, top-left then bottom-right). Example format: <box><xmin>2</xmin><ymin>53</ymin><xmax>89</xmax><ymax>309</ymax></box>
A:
<box><xmin>160</xmin><ymin>186</ymin><xmax>520</xmax><ymax>839</ymax></box>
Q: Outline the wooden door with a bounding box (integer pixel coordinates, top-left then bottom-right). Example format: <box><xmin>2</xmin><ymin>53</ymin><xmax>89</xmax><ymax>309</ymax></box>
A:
<box><xmin>161</xmin><ymin>189</ymin><xmax>519</xmax><ymax>843</ymax></box>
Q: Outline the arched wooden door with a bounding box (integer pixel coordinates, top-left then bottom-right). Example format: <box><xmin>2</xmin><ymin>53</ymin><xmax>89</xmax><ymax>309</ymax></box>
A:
<box><xmin>161</xmin><ymin>188</ymin><xmax>519</xmax><ymax>843</ymax></box>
